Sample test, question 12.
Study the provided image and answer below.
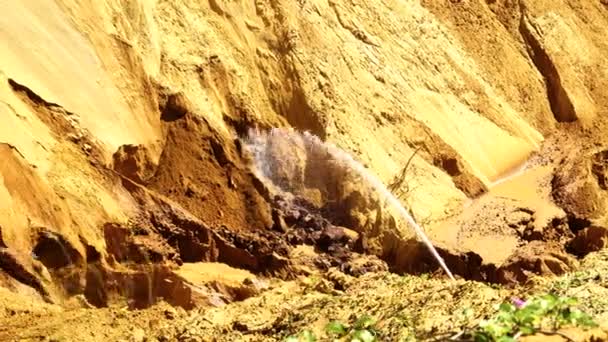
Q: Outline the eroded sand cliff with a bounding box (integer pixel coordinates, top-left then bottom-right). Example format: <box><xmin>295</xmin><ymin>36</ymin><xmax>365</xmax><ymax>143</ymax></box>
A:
<box><xmin>2</xmin><ymin>0</ymin><xmax>608</xmax><ymax>340</ymax></box>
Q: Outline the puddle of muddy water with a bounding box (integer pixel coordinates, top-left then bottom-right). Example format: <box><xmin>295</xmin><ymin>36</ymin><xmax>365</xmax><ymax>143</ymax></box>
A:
<box><xmin>430</xmin><ymin>158</ymin><xmax>561</xmax><ymax>268</ymax></box>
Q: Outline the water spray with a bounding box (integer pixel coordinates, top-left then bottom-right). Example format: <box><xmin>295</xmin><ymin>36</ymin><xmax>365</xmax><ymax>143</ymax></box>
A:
<box><xmin>245</xmin><ymin>128</ymin><xmax>455</xmax><ymax>280</ymax></box>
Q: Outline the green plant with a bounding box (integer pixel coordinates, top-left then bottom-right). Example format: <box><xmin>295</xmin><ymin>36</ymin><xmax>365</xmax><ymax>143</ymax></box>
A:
<box><xmin>474</xmin><ymin>294</ymin><xmax>597</xmax><ymax>341</ymax></box>
<box><xmin>325</xmin><ymin>314</ymin><xmax>378</xmax><ymax>342</ymax></box>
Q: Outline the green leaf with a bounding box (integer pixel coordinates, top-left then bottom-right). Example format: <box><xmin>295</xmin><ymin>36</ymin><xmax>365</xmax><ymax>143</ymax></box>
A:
<box><xmin>521</xmin><ymin>303</ymin><xmax>543</xmax><ymax>315</ymax></box>
<box><xmin>301</xmin><ymin>330</ymin><xmax>316</xmax><ymax>342</ymax></box>
<box><xmin>559</xmin><ymin>297</ymin><xmax>578</xmax><ymax>306</ymax></box>
<box><xmin>351</xmin><ymin>329</ymin><xmax>376</xmax><ymax>342</ymax></box>
<box><xmin>479</xmin><ymin>320</ymin><xmax>512</xmax><ymax>339</ymax></box>
<box><xmin>474</xmin><ymin>332</ymin><xmax>492</xmax><ymax>342</ymax></box>
<box><xmin>284</xmin><ymin>336</ymin><xmax>299</xmax><ymax>342</ymax></box>
<box><xmin>499</xmin><ymin>303</ymin><xmax>516</xmax><ymax>313</ymax></box>
<box><xmin>514</xmin><ymin>311</ymin><xmax>538</xmax><ymax>329</ymax></box>
<box><xmin>580</xmin><ymin>316</ymin><xmax>599</xmax><ymax>328</ymax></box>
<box><xmin>541</xmin><ymin>293</ymin><xmax>559</xmax><ymax>301</ymax></box>
<box><xmin>519</xmin><ymin>325</ymin><xmax>535</xmax><ymax>335</ymax></box>
<box><xmin>567</xmin><ymin>309</ymin><xmax>598</xmax><ymax>328</ymax></box>
<box><xmin>537</xmin><ymin>294</ymin><xmax>558</xmax><ymax>311</ymax></box>
<box><xmin>325</xmin><ymin>321</ymin><xmax>348</xmax><ymax>336</ymax></box>
<box><xmin>354</xmin><ymin>315</ymin><xmax>376</xmax><ymax>330</ymax></box>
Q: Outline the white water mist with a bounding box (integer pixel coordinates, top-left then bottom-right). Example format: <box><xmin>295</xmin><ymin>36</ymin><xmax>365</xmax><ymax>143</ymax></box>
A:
<box><xmin>244</xmin><ymin>128</ymin><xmax>455</xmax><ymax>280</ymax></box>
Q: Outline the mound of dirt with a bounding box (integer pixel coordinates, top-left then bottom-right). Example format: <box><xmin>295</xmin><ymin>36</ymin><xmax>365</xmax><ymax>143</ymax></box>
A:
<box><xmin>147</xmin><ymin>112</ymin><xmax>274</xmax><ymax>232</ymax></box>
<box><xmin>552</xmin><ymin>149</ymin><xmax>608</xmax><ymax>222</ymax></box>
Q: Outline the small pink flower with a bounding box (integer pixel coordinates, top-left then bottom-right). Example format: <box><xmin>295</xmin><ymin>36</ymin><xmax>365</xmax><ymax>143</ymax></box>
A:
<box><xmin>512</xmin><ymin>297</ymin><xmax>527</xmax><ymax>308</ymax></box>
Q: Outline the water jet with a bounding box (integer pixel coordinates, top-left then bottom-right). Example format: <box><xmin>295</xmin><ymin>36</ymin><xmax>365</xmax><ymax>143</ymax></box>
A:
<box><xmin>244</xmin><ymin>128</ymin><xmax>455</xmax><ymax>280</ymax></box>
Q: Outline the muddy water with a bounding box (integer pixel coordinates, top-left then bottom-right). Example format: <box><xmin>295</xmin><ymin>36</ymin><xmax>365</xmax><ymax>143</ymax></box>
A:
<box><xmin>489</xmin><ymin>157</ymin><xmax>532</xmax><ymax>188</ymax></box>
<box><xmin>491</xmin><ymin>166</ymin><xmax>553</xmax><ymax>202</ymax></box>
<box><xmin>430</xmin><ymin>162</ymin><xmax>561</xmax><ymax>266</ymax></box>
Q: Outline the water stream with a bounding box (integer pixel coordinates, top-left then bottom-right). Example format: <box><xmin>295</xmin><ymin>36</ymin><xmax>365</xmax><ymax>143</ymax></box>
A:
<box><xmin>245</xmin><ymin>128</ymin><xmax>455</xmax><ymax>280</ymax></box>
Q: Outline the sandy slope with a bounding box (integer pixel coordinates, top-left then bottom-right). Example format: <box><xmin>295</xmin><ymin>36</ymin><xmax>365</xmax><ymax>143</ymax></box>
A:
<box><xmin>2</xmin><ymin>0</ymin><xmax>608</xmax><ymax>339</ymax></box>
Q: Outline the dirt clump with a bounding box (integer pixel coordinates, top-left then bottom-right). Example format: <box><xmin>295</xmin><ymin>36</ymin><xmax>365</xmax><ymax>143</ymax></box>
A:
<box><xmin>494</xmin><ymin>241</ymin><xmax>577</xmax><ymax>284</ymax></box>
<box><xmin>552</xmin><ymin>150</ymin><xmax>608</xmax><ymax>222</ymax></box>
<box><xmin>111</xmin><ymin>144</ymin><xmax>157</xmax><ymax>184</ymax></box>
<box><xmin>568</xmin><ymin>226</ymin><xmax>608</xmax><ymax>257</ymax></box>
<box><xmin>103</xmin><ymin>223</ymin><xmax>176</xmax><ymax>265</ymax></box>
<box><xmin>147</xmin><ymin>113</ymin><xmax>273</xmax><ymax>232</ymax></box>
<box><xmin>159</xmin><ymin>91</ymin><xmax>192</xmax><ymax>122</ymax></box>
